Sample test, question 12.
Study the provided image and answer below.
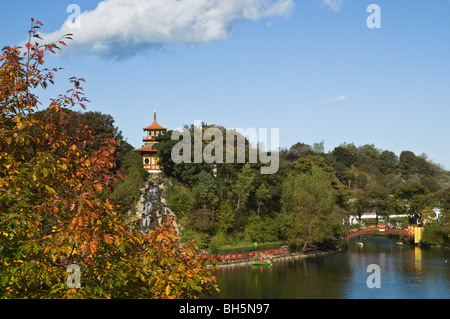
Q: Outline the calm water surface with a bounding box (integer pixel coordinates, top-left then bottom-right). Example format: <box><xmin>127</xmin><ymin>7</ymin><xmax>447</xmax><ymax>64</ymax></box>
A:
<box><xmin>206</xmin><ymin>237</ymin><xmax>450</xmax><ymax>299</ymax></box>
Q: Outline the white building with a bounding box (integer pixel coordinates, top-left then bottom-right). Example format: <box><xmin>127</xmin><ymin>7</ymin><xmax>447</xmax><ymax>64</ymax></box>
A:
<box><xmin>345</xmin><ymin>208</ymin><xmax>442</xmax><ymax>225</ymax></box>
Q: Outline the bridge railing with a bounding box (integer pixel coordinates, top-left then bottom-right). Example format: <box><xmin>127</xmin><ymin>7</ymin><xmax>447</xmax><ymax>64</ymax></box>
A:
<box><xmin>347</xmin><ymin>224</ymin><xmax>413</xmax><ymax>233</ymax></box>
<box><xmin>345</xmin><ymin>224</ymin><xmax>416</xmax><ymax>239</ymax></box>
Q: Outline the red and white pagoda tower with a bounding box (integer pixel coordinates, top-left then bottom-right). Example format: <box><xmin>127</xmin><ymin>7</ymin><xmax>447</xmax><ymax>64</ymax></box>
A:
<box><xmin>134</xmin><ymin>111</ymin><xmax>166</xmax><ymax>173</ymax></box>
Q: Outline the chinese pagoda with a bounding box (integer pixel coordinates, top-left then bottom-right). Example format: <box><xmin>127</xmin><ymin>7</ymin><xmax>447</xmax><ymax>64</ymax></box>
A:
<box><xmin>134</xmin><ymin>111</ymin><xmax>166</xmax><ymax>173</ymax></box>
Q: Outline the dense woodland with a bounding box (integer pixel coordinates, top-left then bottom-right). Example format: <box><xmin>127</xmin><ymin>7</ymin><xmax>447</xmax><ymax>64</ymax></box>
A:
<box><xmin>89</xmin><ymin>119</ymin><xmax>450</xmax><ymax>252</ymax></box>
<box><xmin>156</xmin><ymin>125</ymin><xmax>450</xmax><ymax>251</ymax></box>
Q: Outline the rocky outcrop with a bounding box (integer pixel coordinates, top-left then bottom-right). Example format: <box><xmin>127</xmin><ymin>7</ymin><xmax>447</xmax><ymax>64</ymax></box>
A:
<box><xmin>133</xmin><ymin>173</ymin><xmax>179</xmax><ymax>234</ymax></box>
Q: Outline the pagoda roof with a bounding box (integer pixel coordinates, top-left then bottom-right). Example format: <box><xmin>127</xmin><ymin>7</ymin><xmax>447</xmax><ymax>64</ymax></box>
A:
<box><xmin>144</xmin><ymin>110</ymin><xmax>166</xmax><ymax>130</ymax></box>
<box><xmin>134</xmin><ymin>144</ymin><xmax>157</xmax><ymax>153</ymax></box>
<box><xmin>144</xmin><ymin>122</ymin><xmax>166</xmax><ymax>130</ymax></box>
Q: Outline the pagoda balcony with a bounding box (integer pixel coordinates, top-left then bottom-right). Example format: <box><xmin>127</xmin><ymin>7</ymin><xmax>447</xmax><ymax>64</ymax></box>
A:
<box><xmin>143</xmin><ymin>164</ymin><xmax>161</xmax><ymax>171</ymax></box>
<box><xmin>142</xmin><ymin>136</ymin><xmax>154</xmax><ymax>141</ymax></box>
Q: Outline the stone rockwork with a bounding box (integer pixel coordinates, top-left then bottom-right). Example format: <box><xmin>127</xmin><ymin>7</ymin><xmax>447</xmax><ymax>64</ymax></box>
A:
<box><xmin>132</xmin><ymin>173</ymin><xmax>179</xmax><ymax>234</ymax></box>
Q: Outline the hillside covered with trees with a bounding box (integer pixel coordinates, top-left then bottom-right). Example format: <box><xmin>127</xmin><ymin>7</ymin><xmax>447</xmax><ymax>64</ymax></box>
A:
<box><xmin>146</xmin><ymin>124</ymin><xmax>450</xmax><ymax>252</ymax></box>
<box><xmin>39</xmin><ymin>110</ymin><xmax>450</xmax><ymax>253</ymax></box>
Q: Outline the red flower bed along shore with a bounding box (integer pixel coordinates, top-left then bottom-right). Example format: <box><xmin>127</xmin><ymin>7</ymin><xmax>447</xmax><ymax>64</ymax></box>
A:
<box><xmin>202</xmin><ymin>248</ymin><xmax>286</xmax><ymax>262</ymax></box>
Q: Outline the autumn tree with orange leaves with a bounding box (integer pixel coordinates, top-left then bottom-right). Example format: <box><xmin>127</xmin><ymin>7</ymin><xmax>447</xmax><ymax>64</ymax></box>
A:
<box><xmin>0</xmin><ymin>19</ymin><xmax>218</xmax><ymax>298</ymax></box>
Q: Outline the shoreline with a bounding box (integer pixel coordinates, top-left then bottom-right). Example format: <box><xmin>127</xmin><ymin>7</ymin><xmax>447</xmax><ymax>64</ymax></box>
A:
<box><xmin>214</xmin><ymin>248</ymin><xmax>341</xmax><ymax>268</ymax></box>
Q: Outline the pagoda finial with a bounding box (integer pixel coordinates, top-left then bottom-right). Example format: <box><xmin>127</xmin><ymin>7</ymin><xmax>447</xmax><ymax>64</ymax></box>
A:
<box><xmin>154</xmin><ymin>110</ymin><xmax>157</xmax><ymax>122</ymax></box>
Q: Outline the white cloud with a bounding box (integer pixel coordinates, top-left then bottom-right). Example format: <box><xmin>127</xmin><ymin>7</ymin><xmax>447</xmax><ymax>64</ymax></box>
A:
<box><xmin>317</xmin><ymin>0</ymin><xmax>344</xmax><ymax>12</ymax></box>
<box><xmin>321</xmin><ymin>95</ymin><xmax>348</xmax><ymax>106</ymax></box>
<box><xmin>37</xmin><ymin>0</ymin><xmax>295</xmax><ymax>59</ymax></box>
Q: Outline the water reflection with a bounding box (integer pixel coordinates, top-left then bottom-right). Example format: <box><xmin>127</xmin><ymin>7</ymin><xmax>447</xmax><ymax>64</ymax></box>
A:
<box><xmin>414</xmin><ymin>246</ymin><xmax>422</xmax><ymax>273</ymax></box>
<box><xmin>205</xmin><ymin>237</ymin><xmax>450</xmax><ymax>299</ymax></box>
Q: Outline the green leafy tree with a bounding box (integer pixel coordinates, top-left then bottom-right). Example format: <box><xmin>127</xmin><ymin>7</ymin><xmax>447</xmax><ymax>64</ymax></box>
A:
<box><xmin>393</xmin><ymin>181</ymin><xmax>428</xmax><ymax>223</ymax></box>
<box><xmin>191</xmin><ymin>208</ymin><xmax>215</xmax><ymax>232</ymax></box>
<box><xmin>418</xmin><ymin>206</ymin><xmax>437</xmax><ymax>226</ymax></box>
<box><xmin>330</xmin><ymin>146</ymin><xmax>355</xmax><ymax>170</ymax></box>
<box><xmin>109</xmin><ymin>150</ymin><xmax>147</xmax><ymax>214</ymax></box>
<box><xmin>394</xmin><ymin>181</ymin><xmax>428</xmax><ymax>200</ymax></box>
<box><xmin>365</xmin><ymin>183</ymin><xmax>391</xmax><ymax>222</ymax></box>
<box><xmin>376</xmin><ymin>150</ymin><xmax>398</xmax><ymax>174</ymax></box>
<box><xmin>232</xmin><ymin>163</ymin><xmax>255</xmax><ymax>212</ymax></box>
<box><xmin>165</xmin><ymin>181</ymin><xmax>195</xmax><ymax>218</ymax></box>
<box><xmin>193</xmin><ymin>170</ymin><xmax>219</xmax><ymax>210</ymax></box>
<box><xmin>215</xmin><ymin>200</ymin><xmax>235</xmax><ymax>232</ymax></box>
<box><xmin>255</xmin><ymin>183</ymin><xmax>272</xmax><ymax>216</ymax></box>
<box><xmin>421</xmin><ymin>211</ymin><xmax>450</xmax><ymax>247</ymax></box>
<box><xmin>280</xmin><ymin>170</ymin><xmax>338</xmax><ymax>251</ymax></box>
<box><xmin>312</xmin><ymin>140</ymin><xmax>325</xmax><ymax>154</ymax></box>
<box><xmin>351</xmin><ymin>189</ymin><xmax>371</xmax><ymax>223</ymax></box>
<box><xmin>78</xmin><ymin>111</ymin><xmax>123</xmax><ymax>151</ymax></box>
<box><xmin>293</xmin><ymin>155</ymin><xmax>350</xmax><ymax>209</ymax></box>
<box><xmin>155</xmin><ymin>124</ymin><xmax>248</xmax><ymax>186</ymax></box>
<box><xmin>398</xmin><ymin>150</ymin><xmax>433</xmax><ymax>177</ymax></box>
<box><xmin>244</xmin><ymin>212</ymin><xmax>279</xmax><ymax>243</ymax></box>
<box><xmin>286</xmin><ymin>142</ymin><xmax>313</xmax><ymax>161</ymax></box>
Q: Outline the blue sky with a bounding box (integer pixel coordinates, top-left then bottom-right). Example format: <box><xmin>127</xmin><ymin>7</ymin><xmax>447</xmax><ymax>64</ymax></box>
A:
<box><xmin>2</xmin><ymin>0</ymin><xmax>450</xmax><ymax>169</ymax></box>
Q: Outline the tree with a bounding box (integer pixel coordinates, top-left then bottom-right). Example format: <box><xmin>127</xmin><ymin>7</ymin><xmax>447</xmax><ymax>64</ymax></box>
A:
<box><xmin>255</xmin><ymin>183</ymin><xmax>271</xmax><ymax>216</ymax></box>
<box><xmin>231</xmin><ymin>163</ymin><xmax>255</xmax><ymax>213</ymax></box>
<box><xmin>394</xmin><ymin>182</ymin><xmax>428</xmax><ymax>200</ymax></box>
<box><xmin>351</xmin><ymin>189</ymin><xmax>371</xmax><ymax>223</ymax></box>
<box><xmin>353</xmin><ymin>144</ymin><xmax>379</xmax><ymax>168</ymax></box>
<box><xmin>293</xmin><ymin>155</ymin><xmax>350</xmax><ymax>209</ymax></box>
<box><xmin>331</xmin><ymin>146</ymin><xmax>355</xmax><ymax>169</ymax></box>
<box><xmin>0</xmin><ymin>20</ymin><xmax>218</xmax><ymax>298</ymax></box>
<box><xmin>73</xmin><ymin>111</ymin><xmax>148</xmax><ymax>214</ymax></box>
<box><xmin>191</xmin><ymin>209</ymin><xmax>215</xmax><ymax>232</ymax></box>
<box><xmin>398</xmin><ymin>150</ymin><xmax>433</xmax><ymax>177</ymax></box>
<box><xmin>375</xmin><ymin>150</ymin><xmax>398</xmax><ymax>174</ymax></box>
<box><xmin>442</xmin><ymin>187</ymin><xmax>450</xmax><ymax>213</ymax></box>
<box><xmin>418</xmin><ymin>206</ymin><xmax>436</xmax><ymax>226</ymax></box>
<box><xmin>165</xmin><ymin>181</ymin><xmax>195</xmax><ymax>218</ymax></box>
<box><xmin>365</xmin><ymin>183</ymin><xmax>390</xmax><ymax>222</ymax></box>
<box><xmin>215</xmin><ymin>200</ymin><xmax>235</xmax><ymax>232</ymax></box>
<box><xmin>421</xmin><ymin>222</ymin><xmax>449</xmax><ymax>247</ymax></box>
<box><xmin>109</xmin><ymin>143</ymin><xmax>148</xmax><ymax>214</ymax></box>
<box><xmin>286</xmin><ymin>142</ymin><xmax>312</xmax><ymax>161</ymax></box>
<box><xmin>294</xmin><ymin>155</ymin><xmax>328</xmax><ymax>173</ymax></box>
<box><xmin>312</xmin><ymin>140</ymin><xmax>325</xmax><ymax>154</ymax></box>
<box><xmin>192</xmin><ymin>171</ymin><xmax>219</xmax><ymax>210</ymax></box>
<box><xmin>244</xmin><ymin>212</ymin><xmax>279</xmax><ymax>243</ymax></box>
<box><xmin>78</xmin><ymin>111</ymin><xmax>124</xmax><ymax>151</ymax></box>
<box><xmin>393</xmin><ymin>182</ymin><xmax>428</xmax><ymax>223</ymax></box>
<box><xmin>399</xmin><ymin>151</ymin><xmax>416</xmax><ymax>174</ymax></box>
<box><xmin>155</xmin><ymin>124</ymin><xmax>249</xmax><ymax>186</ymax></box>
<box><xmin>280</xmin><ymin>170</ymin><xmax>338</xmax><ymax>251</ymax></box>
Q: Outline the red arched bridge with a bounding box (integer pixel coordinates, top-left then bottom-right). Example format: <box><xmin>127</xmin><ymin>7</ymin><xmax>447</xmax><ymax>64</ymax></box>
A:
<box><xmin>345</xmin><ymin>225</ymin><xmax>423</xmax><ymax>243</ymax></box>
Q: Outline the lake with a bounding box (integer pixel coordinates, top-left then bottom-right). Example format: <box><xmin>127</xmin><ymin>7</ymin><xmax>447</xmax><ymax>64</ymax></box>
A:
<box><xmin>205</xmin><ymin>237</ymin><xmax>450</xmax><ymax>299</ymax></box>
